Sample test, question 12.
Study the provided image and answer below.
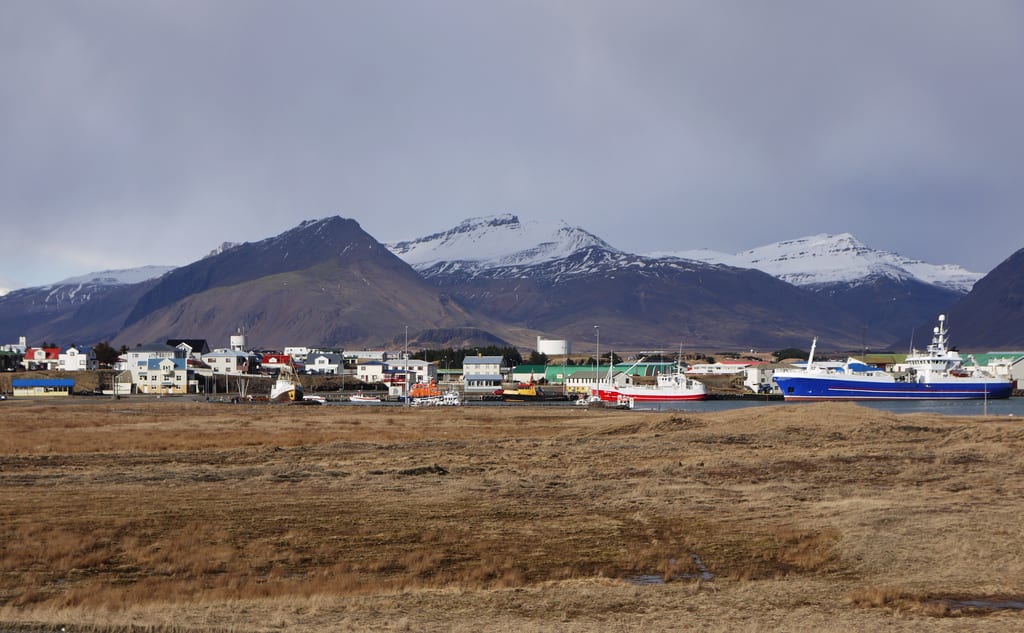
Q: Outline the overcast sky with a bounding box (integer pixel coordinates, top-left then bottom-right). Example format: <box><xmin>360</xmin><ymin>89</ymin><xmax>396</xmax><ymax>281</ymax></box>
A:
<box><xmin>3</xmin><ymin>1</ymin><xmax>1023</xmax><ymax>291</ymax></box>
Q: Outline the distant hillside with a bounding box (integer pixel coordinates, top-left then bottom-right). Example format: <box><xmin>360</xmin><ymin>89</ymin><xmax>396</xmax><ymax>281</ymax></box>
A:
<box><xmin>0</xmin><ymin>275</ymin><xmax>164</xmax><ymax>346</ymax></box>
<box><xmin>664</xmin><ymin>233</ymin><xmax>978</xmax><ymax>342</ymax></box>
<box><xmin>114</xmin><ymin>217</ymin><xmax>523</xmax><ymax>350</ymax></box>
<box><xmin>930</xmin><ymin>247</ymin><xmax>1024</xmax><ymax>349</ymax></box>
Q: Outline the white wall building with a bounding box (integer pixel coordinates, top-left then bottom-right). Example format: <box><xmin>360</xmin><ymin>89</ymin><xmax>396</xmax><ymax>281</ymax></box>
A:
<box><xmin>462</xmin><ymin>356</ymin><xmax>506</xmax><ymax>393</ymax></box>
<box><xmin>345</xmin><ymin>350</ymin><xmax>388</xmax><ymax>362</ymax></box>
<box><xmin>356</xmin><ymin>361</ymin><xmax>387</xmax><ymax>384</ymax></box>
<box><xmin>306</xmin><ymin>352</ymin><xmax>344</xmax><ymax>375</ymax></box>
<box><xmin>202</xmin><ymin>349</ymin><xmax>254</xmax><ymax>375</ymax></box>
<box><xmin>388</xmin><ymin>358</ymin><xmax>436</xmax><ymax>384</ymax></box>
<box><xmin>59</xmin><ymin>345</ymin><xmax>97</xmax><ymax>371</ymax></box>
<box><xmin>744</xmin><ymin>365</ymin><xmax>782</xmax><ymax>394</ymax></box>
<box><xmin>283</xmin><ymin>346</ymin><xmax>311</xmax><ymax>363</ymax></box>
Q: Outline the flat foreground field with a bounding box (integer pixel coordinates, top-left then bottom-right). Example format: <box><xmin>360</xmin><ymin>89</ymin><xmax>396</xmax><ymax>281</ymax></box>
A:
<box><xmin>2</xmin><ymin>399</ymin><xmax>1023</xmax><ymax>631</ymax></box>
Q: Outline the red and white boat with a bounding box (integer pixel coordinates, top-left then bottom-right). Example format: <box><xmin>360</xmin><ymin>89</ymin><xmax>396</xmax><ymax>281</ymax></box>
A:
<box><xmin>594</xmin><ymin>356</ymin><xmax>707</xmax><ymax>403</ymax></box>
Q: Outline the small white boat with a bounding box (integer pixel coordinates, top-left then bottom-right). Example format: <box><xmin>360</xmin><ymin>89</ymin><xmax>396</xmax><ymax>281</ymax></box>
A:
<box><xmin>349</xmin><ymin>393</ymin><xmax>382</xmax><ymax>403</ymax></box>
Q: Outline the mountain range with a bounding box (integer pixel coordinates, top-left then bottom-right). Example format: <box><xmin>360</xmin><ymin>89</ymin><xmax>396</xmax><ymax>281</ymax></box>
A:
<box><xmin>1</xmin><ymin>214</ymin><xmax>1021</xmax><ymax>352</ymax></box>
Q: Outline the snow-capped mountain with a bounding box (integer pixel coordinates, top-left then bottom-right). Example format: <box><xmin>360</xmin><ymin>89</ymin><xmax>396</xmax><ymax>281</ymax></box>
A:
<box><xmin>387</xmin><ymin>214</ymin><xmax>614</xmax><ymax>276</ymax></box>
<box><xmin>657</xmin><ymin>233</ymin><xmax>982</xmax><ymax>294</ymax></box>
<box><xmin>53</xmin><ymin>265</ymin><xmax>176</xmax><ymax>288</ymax></box>
<box><xmin>0</xmin><ymin>265</ymin><xmax>173</xmax><ymax>347</ymax></box>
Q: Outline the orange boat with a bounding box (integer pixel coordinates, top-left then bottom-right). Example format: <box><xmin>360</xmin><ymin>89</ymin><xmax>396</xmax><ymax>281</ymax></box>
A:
<box><xmin>408</xmin><ymin>381</ymin><xmax>442</xmax><ymax>399</ymax></box>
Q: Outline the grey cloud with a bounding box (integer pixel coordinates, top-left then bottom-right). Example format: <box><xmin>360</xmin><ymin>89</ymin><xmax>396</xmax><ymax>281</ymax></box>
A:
<box><xmin>2</xmin><ymin>0</ymin><xmax>1023</xmax><ymax>288</ymax></box>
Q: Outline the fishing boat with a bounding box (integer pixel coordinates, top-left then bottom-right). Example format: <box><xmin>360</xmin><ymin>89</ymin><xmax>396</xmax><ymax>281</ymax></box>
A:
<box><xmin>772</xmin><ymin>315</ymin><xmax>1014</xmax><ymax>401</ymax></box>
<box><xmin>594</xmin><ymin>355</ymin><xmax>707</xmax><ymax>403</ymax></box>
<box><xmin>411</xmin><ymin>389</ymin><xmax>462</xmax><ymax>407</ymax></box>
<box><xmin>497</xmin><ymin>383</ymin><xmax>569</xmax><ymax>402</ymax></box>
<box><xmin>269</xmin><ymin>363</ymin><xmax>304</xmax><ymax>403</ymax></box>
<box><xmin>407</xmin><ymin>380</ymin><xmax>463</xmax><ymax>406</ymax></box>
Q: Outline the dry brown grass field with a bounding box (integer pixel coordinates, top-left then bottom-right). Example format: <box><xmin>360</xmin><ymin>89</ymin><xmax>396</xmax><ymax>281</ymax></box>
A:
<box><xmin>2</xmin><ymin>398</ymin><xmax>1023</xmax><ymax>631</ymax></box>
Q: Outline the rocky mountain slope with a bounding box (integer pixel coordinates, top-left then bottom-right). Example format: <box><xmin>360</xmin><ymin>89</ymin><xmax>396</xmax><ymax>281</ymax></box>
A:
<box><xmin>114</xmin><ymin>217</ymin><xmax>520</xmax><ymax>349</ymax></box>
<box><xmin>3</xmin><ymin>215</ymin><xmax>1017</xmax><ymax>352</ymax></box>
<box><xmin>0</xmin><ymin>267</ymin><xmax>172</xmax><ymax>345</ymax></box>
<box><xmin>931</xmin><ymin>247</ymin><xmax>1024</xmax><ymax>349</ymax></box>
<box><xmin>389</xmin><ymin>216</ymin><xmax>887</xmax><ymax>349</ymax></box>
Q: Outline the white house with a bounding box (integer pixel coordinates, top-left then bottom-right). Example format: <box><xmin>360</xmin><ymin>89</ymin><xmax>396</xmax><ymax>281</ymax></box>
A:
<box><xmin>356</xmin><ymin>360</ymin><xmax>387</xmax><ymax>384</ymax></box>
<box><xmin>743</xmin><ymin>365</ymin><xmax>783</xmax><ymax>394</ymax></box>
<box><xmin>686</xmin><ymin>361</ymin><xmax>751</xmax><ymax>375</ymax></box>
<box><xmin>306</xmin><ymin>352</ymin><xmax>344</xmax><ymax>375</ymax></box>
<box><xmin>202</xmin><ymin>348</ymin><xmax>255</xmax><ymax>375</ymax></box>
<box><xmin>166</xmin><ymin>339</ymin><xmax>210</xmax><ymax>361</ymax></box>
<box><xmin>133</xmin><ymin>358</ymin><xmax>192</xmax><ymax>395</ymax></box>
<box><xmin>124</xmin><ymin>344</ymin><xmax>179</xmax><ymax>369</ymax></box>
<box><xmin>388</xmin><ymin>358</ymin><xmax>436</xmax><ymax>384</ymax></box>
<box><xmin>345</xmin><ymin>350</ymin><xmax>389</xmax><ymax>363</ymax></box>
<box><xmin>59</xmin><ymin>345</ymin><xmax>97</xmax><ymax>371</ymax></box>
<box><xmin>462</xmin><ymin>356</ymin><xmax>506</xmax><ymax>393</ymax></box>
<box><xmin>283</xmin><ymin>346</ymin><xmax>311</xmax><ymax>363</ymax></box>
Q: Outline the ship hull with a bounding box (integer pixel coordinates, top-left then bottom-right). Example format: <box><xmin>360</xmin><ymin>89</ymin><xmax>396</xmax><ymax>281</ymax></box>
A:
<box><xmin>774</xmin><ymin>376</ymin><xmax>1013</xmax><ymax>401</ymax></box>
<box><xmin>595</xmin><ymin>388</ymin><xmax>706</xmax><ymax>403</ymax></box>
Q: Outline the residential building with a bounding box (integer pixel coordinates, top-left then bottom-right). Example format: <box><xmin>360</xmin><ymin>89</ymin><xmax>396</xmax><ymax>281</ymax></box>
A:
<box><xmin>388</xmin><ymin>358</ymin><xmax>436</xmax><ymax>384</ymax></box>
<box><xmin>133</xmin><ymin>358</ymin><xmax>193</xmax><ymax>395</ymax></box>
<box><xmin>355</xmin><ymin>360</ymin><xmax>386</xmax><ymax>384</ymax></box>
<box><xmin>166</xmin><ymin>339</ymin><xmax>210</xmax><ymax>360</ymax></box>
<box><xmin>21</xmin><ymin>347</ymin><xmax>61</xmax><ymax>371</ymax></box>
<box><xmin>59</xmin><ymin>345</ymin><xmax>97</xmax><ymax>371</ymax></box>
<box><xmin>283</xmin><ymin>346</ymin><xmax>311</xmax><ymax>363</ymax></box>
<box><xmin>685</xmin><ymin>361</ymin><xmax>751</xmax><ymax>375</ymax></box>
<box><xmin>306</xmin><ymin>352</ymin><xmax>344</xmax><ymax>375</ymax></box>
<box><xmin>124</xmin><ymin>344</ymin><xmax>179</xmax><ymax>370</ymax></box>
<box><xmin>261</xmin><ymin>353</ymin><xmax>298</xmax><ymax>375</ymax></box>
<box><xmin>344</xmin><ymin>350</ymin><xmax>389</xmax><ymax>363</ymax></box>
<box><xmin>202</xmin><ymin>348</ymin><xmax>256</xmax><ymax>375</ymax></box>
<box><xmin>743</xmin><ymin>364</ymin><xmax>784</xmax><ymax>394</ymax></box>
<box><xmin>462</xmin><ymin>355</ymin><xmax>506</xmax><ymax>393</ymax></box>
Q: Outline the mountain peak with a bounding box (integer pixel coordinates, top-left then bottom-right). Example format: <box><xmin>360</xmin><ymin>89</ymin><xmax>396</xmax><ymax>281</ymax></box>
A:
<box><xmin>662</xmin><ymin>233</ymin><xmax>982</xmax><ymax>293</ymax></box>
<box><xmin>387</xmin><ymin>214</ymin><xmax>614</xmax><ymax>272</ymax></box>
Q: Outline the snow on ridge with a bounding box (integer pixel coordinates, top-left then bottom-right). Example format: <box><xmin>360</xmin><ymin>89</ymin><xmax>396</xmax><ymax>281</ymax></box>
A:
<box><xmin>53</xmin><ymin>265</ymin><xmax>175</xmax><ymax>287</ymax></box>
<box><xmin>387</xmin><ymin>214</ymin><xmax>614</xmax><ymax>270</ymax></box>
<box><xmin>652</xmin><ymin>233</ymin><xmax>982</xmax><ymax>293</ymax></box>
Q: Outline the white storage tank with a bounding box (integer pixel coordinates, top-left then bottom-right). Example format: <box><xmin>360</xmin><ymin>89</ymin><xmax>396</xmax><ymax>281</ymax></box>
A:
<box><xmin>537</xmin><ymin>336</ymin><xmax>570</xmax><ymax>356</ymax></box>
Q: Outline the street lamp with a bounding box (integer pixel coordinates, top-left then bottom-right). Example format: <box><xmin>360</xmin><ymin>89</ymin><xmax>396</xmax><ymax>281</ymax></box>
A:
<box><xmin>594</xmin><ymin>324</ymin><xmax>600</xmax><ymax>392</ymax></box>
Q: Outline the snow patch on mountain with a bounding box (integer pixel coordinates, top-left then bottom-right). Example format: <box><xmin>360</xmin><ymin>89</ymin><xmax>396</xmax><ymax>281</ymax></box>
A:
<box><xmin>387</xmin><ymin>213</ymin><xmax>615</xmax><ymax>272</ymax></box>
<box><xmin>53</xmin><ymin>265</ymin><xmax>175</xmax><ymax>287</ymax></box>
<box><xmin>653</xmin><ymin>233</ymin><xmax>982</xmax><ymax>293</ymax></box>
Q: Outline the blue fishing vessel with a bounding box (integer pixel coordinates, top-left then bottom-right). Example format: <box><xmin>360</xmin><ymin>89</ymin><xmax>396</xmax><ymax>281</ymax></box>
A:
<box><xmin>773</xmin><ymin>315</ymin><xmax>1014</xmax><ymax>401</ymax></box>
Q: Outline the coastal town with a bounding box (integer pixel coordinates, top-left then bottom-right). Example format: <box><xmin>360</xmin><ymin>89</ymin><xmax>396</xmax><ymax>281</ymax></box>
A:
<box><xmin>3</xmin><ymin>326</ymin><xmax>1023</xmax><ymax>402</ymax></box>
